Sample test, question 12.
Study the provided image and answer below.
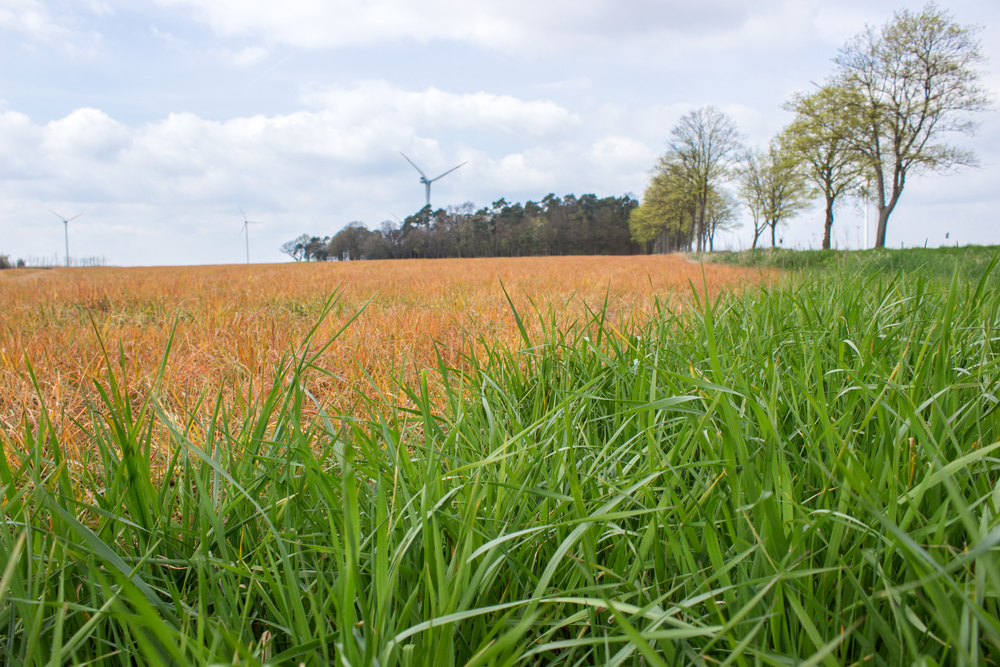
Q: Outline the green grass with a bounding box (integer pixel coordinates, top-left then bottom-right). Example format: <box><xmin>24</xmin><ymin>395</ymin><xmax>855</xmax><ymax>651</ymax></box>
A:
<box><xmin>2</xmin><ymin>260</ymin><xmax>1000</xmax><ymax>666</ymax></box>
<box><xmin>701</xmin><ymin>244</ymin><xmax>1000</xmax><ymax>285</ymax></box>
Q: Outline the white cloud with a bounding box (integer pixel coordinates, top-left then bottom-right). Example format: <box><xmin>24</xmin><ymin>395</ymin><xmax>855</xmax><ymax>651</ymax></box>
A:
<box><xmin>0</xmin><ymin>0</ymin><xmax>71</xmax><ymax>41</ymax></box>
<box><xmin>150</xmin><ymin>0</ymin><xmax>832</xmax><ymax>55</ymax></box>
<box><xmin>0</xmin><ymin>82</ymin><xmax>661</xmax><ymax>264</ymax></box>
<box><xmin>2</xmin><ymin>82</ymin><xmax>609</xmax><ymax>201</ymax></box>
<box><xmin>302</xmin><ymin>82</ymin><xmax>579</xmax><ymax>137</ymax></box>
<box><xmin>42</xmin><ymin>108</ymin><xmax>132</xmax><ymax>162</ymax></box>
<box><xmin>0</xmin><ymin>0</ymin><xmax>107</xmax><ymax>55</ymax></box>
<box><xmin>588</xmin><ymin>137</ymin><xmax>655</xmax><ymax>172</ymax></box>
<box><xmin>218</xmin><ymin>44</ymin><xmax>269</xmax><ymax>67</ymax></box>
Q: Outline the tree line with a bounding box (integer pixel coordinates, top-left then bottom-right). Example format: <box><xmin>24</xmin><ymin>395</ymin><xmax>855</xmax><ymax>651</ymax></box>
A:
<box><xmin>282</xmin><ymin>4</ymin><xmax>989</xmax><ymax>261</ymax></box>
<box><xmin>281</xmin><ymin>194</ymin><xmax>643</xmax><ymax>262</ymax></box>
<box><xmin>630</xmin><ymin>3</ymin><xmax>990</xmax><ymax>251</ymax></box>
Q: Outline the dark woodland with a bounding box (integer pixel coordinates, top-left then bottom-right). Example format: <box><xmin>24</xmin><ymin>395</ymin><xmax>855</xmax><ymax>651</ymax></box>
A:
<box><xmin>282</xmin><ymin>194</ymin><xmax>643</xmax><ymax>262</ymax></box>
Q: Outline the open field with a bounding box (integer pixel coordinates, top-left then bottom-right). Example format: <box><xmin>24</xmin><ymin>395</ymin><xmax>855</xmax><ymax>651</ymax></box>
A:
<box><xmin>0</xmin><ymin>255</ymin><xmax>771</xmax><ymax>455</ymax></box>
<box><xmin>2</xmin><ymin>251</ymin><xmax>999</xmax><ymax>665</ymax></box>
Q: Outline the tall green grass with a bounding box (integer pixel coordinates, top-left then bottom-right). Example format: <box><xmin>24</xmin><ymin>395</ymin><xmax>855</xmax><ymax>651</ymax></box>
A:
<box><xmin>2</xmin><ymin>261</ymin><xmax>999</xmax><ymax>666</ymax></box>
<box><xmin>702</xmin><ymin>244</ymin><xmax>1000</xmax><ymax>286</ymax></box>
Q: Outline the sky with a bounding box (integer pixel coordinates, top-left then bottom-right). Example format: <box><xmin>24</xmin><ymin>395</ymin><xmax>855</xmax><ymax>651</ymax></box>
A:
<box><xmin>1</xmin><ymin>0</ymin><xmax>997</xmax><ymax>266</ymax></box>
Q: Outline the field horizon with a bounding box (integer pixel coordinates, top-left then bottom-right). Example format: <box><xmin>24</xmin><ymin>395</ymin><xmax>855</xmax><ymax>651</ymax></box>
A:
<box><xmin>2</xmin><ymin>249</ymin><xmax>998</xmax><ymax>665</ymax></box>
<box><xmin>1</xmin><ymin>254</ymin><xmax>772</xmax><ymax>455</ymax></box>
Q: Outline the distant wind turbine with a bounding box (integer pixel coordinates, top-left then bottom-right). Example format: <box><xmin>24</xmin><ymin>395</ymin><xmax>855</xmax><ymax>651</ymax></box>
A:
<box><xmin>400</xmin><ymin>153</ymin><xmax>466</xmax><ymax>208</ymax></box>
<box><xmin>51</xmin><ymin>210</ymin><xmax>82</xmax><ymax>268</ymax></box>
<box><xmin>239</xmin><ymin>208</ymin><xmax>264</xmax><ymax>264</ymax></box>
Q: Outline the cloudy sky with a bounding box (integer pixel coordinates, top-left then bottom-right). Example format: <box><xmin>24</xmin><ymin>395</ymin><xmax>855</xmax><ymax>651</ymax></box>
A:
<box><xmin>1</xmin><ymin>0</ymin><xmax>997</xmax><ymax>266</ymax></box>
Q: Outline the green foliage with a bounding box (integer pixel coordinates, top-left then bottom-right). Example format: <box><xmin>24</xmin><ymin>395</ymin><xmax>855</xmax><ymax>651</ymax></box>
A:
<box><xmin>830</xmin><ymin>4</ymin><xmax>992</xmax><ymax>247</ymax></box>
<box><xmin>703</xmin><ymin>245</ymin><xmax>1000</xmax><ymax>286</ymax></box>
<box><xmin>3</xmin><ymin>265</ymin><xmax>1000</xmax><ymax>665</ymax></box>
<box><xmin>781</xmin><ymin>86</ymin><xmax>867</xmax><ymax>250</ymax></box>
<box><xmin>737</xmin><ymin>140</ymin><xmax>811</xmax><ymax>249</ymax></box>
<box><xmin>296</xmin><ymin>193</ymin><xmax>642</xmax><ymax>261</ymax></box>
<box><xmin>629</xmin><ymin>155</ymin><xmax>696</xmax><ymax>251</ymax></box>
<box><xmin>631</xmin><ymin>144</ymin><xmax>740</xmax><ymax>254</ymax></box>
<box><xmin>663</xmin><ymin>107</ymin><xmax>744</xmax><ymax>253</ymax></box>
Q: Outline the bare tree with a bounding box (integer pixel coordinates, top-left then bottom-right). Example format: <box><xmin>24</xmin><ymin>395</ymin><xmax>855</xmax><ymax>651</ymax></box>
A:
<box><xmin>738</xmin><ymin>142</ymin><xmax>811</xmax><ymax>249</ymax></box>
<box><xmin>667</xmin><ymin>107</ymin><xmax>744</xmax><ymax>252</ymax></box>
<box><xmin>833</xmin><ymin>3</ymin><xmax>991</xmax><ymax>247</ymax></box>
<box><xmin>280</xmin><ymin>234</ymin><xmax>311</xmax><ymax>261</ymax></box>
<box><xmin>704</xmin><ymin>188</ymin><xmax>740</xmax><ymax>252</ymax></box>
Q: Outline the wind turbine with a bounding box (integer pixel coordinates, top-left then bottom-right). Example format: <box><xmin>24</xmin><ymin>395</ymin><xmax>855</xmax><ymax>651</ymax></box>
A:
<box><xmin>239</xmin><ymin>208</ymin><xmax>264</xmax><ymax>264</ymax></box>
<box><xmin>52</xmin><ymin>211</ymin><xmax>82</xmax><ymax>267</ymax></box>
<box><xmin>400</xmin><ymin>153</ymin><xmax>466</xmax><ymax>208</ymax></box>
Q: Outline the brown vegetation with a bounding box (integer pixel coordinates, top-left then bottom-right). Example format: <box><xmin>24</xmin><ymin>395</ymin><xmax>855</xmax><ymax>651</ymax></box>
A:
<box><xmin>0</xmin><ymin>255</ymin><xmax>772</xmax><ymax>455</ymax></box>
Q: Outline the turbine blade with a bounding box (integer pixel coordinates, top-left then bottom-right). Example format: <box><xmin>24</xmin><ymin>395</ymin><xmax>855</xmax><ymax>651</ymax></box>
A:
<box><xmin>239</xmin><ymin>207</ymin><xmax>248</xmax><ymax>222</ymax></box>
<box><xmin>51</xmin><ymin>210</ymin><xmax>66</xmax><ymax>221</ymax></box>
<box><xmin>400</xmin><ymin>152</ymin><xmax>427</xmax><ymax>178</ymax></box>
<box><xmin>67</xmin><ymin>213</ymin><xmax>83</xmax><ymax>222</ymax></box>
<box><xmin>429</xmin><ymin>161</ymin><xmax>467</xmax><ymax>182</ymax></box>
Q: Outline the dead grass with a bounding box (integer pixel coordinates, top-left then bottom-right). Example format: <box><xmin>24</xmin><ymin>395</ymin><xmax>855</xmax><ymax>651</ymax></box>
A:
<box><xmin>0</xmin><ymin>255</ymin><xmax>774</xmax><ymax>455</ymax></box>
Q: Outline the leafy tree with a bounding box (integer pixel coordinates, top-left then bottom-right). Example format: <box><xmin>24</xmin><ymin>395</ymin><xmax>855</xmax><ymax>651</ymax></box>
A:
<box><xmin>782</xmin><ymin>85</ymin><xmax>866</xmax><ymax>249</ymax></box>
<box><xmin>831</xmin><ymin>3</ymin><xmax>991</xmax><ymax>247</ymax></box>
<box><xmin>304</xmin><ymin>236</ymin><xmax>331</xmax><ymax>261</ymax></box>
<box><xmin>629</xmin><ymin>155</ymin><xmax>697</xmax><ymax>253</ymax></box>
<box><xmin>402</xmin><ymin>206</ymin><xmax>434</xmax><ymax>235</ymax></box>
<box><xmin>328</xmin><ymin>222</ymin><xmax>372</xmax><ymax>261</ymax></box>
<box><xmin>666</xmin><ymin>107</ymin><xmax>744</xmax><ymax>252</ymax></box>
<box><xmin>738</xmin><ymin>142</ymin><xmax>811</xmax><ymax>249</ymax></box>
<box><xmin>284</xmin><ymin>194</ymin><xmax>641</xmax><ymax>261</ymax></box>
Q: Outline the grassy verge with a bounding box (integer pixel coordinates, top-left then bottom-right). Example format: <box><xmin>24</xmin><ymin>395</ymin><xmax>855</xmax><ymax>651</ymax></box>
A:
<box><xmin>699</xmin><ymin>244</ymin><xmax>1000</xmax><ymax>285</ymax></box>
<box><xmin>2</xmin><ymin>262</ymin><xmax>1000</xmax><ymax>665</ymax></box>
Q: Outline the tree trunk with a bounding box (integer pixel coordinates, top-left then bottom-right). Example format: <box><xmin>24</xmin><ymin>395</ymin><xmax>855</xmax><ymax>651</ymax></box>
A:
<box><xmin>875</xmin><ymin>184</ymin><xmax>903</xmax><ymax>248</ymax></box>
<box><xmin>822</xmin><ymin>196</ymin><xmax>834</xmax><ymax>250</ymax></box>
<box><xmin>875</xmin><ymin>207</ymin><xmax>890</xmax><ymax>248</ymax></box>
<box><xmin>870</xmin><ymin>163</ymin><xmax>905</xmax><ymax>249</ymax></box>
<box><xmin>771</xmin><ymin>221</ymin><xmax>777</xmax><ymax>248</ymax></box>
<box><xmin>695</xmin><ymin>202</ymin><xmax>705</xmax><ymax>253</ymax></box>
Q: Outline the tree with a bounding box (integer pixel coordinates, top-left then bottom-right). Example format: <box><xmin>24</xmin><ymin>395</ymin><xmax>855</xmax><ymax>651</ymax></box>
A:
<box><xmin>303</xmin><ymin>236</ymin><xmax>331</xmax><ymax>261</ymax></box>
<box><xmin>282</xmin><ymin>193</ymin><xmax>645</xmax><ymax>261</ymax></box>
<box><xmin>703</xmin><ymin>187</ymin><xmax>740</xmax><ymax>252</ymax></box>
<box><xmin>630</xmin><ymin>154</ymin><xmax>698</xmax><ymax>253</ymax></box>
<box><xmin>328</xmin><ymin>222</ymin><xmax>372</xmax><ymax>261</ymax></box>
<box><xmin>738</xmin><ymin>142</ymin><xmax>810</xmax><ymax>249</ymax></box>
<box><xmin>280</xmin><ymin>234</ymin><xmax>312</xmax><ymax>261</ymax></box>
<box><xmin>832</xmin><ymin>3</ymin><xmax>991</xmax><ymax>247</ymax></box>
<box><xmin>782</xmin><ymin>86</ymin><xmax>866</xmax><ymax>249</ymax></box>
<box><xmin>666</xmin><ymin>107</ymin><xmax>744</xmax><ymax>253</ymax></box>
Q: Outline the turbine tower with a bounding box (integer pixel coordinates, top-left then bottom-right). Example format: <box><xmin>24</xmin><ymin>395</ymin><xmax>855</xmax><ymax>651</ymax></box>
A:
<box><xmin>239</xmin><ymin>208</ymin><xmax>263</xmax><ymax>264</ymax></box>
<box><xmin>52</xmin><ymin>211</ymin><xmax>82</xmax><ymax>268</ymax></box>
<box><xmin>400</xmin><ymin>153</ymin><xmax>466</xmax><ymax>208</ymax></box>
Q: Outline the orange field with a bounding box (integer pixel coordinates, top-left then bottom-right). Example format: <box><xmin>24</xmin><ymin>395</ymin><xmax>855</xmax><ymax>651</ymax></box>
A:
<box><xmin>0</xmin><ymin>255</ymin><xmax>773</xmax><ymax>454</ymax></box>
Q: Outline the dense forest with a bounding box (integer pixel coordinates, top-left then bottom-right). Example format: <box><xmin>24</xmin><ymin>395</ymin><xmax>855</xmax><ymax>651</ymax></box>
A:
<box><xmin>281</xmin><ymin>193</ymin><xmax>642</xmax><ymax>261</ymax></box>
